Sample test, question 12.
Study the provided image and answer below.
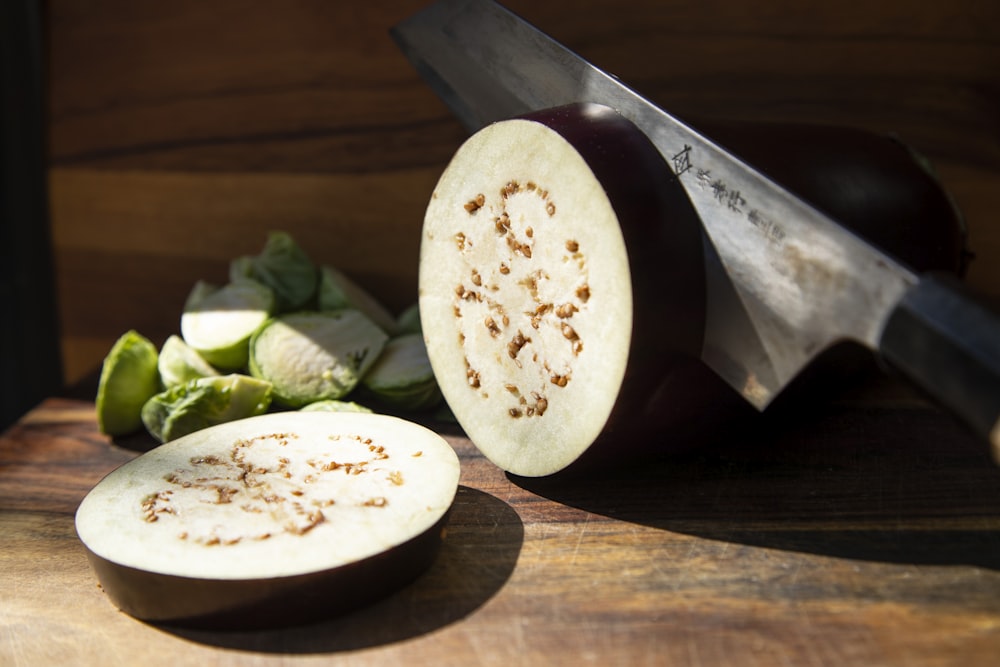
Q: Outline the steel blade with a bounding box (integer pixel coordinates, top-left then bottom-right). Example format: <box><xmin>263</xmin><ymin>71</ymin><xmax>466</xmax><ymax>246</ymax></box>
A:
<box><xmin>392</xmin><ymin>0</ymin><xmax>918</xmax><ymax>409</ymax></box>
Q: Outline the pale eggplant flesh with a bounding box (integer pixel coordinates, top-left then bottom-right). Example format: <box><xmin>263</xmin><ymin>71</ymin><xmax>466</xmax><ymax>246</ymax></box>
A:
<box><xmin>75</xmin><ymin>411</ymin><xmax>461</xmax><ymax>629</ymax></box>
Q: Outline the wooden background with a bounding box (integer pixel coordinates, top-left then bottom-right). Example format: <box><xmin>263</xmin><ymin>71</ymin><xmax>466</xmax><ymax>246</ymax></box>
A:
<box><xmin>46</xmin><ymin>0</ymin><xmax>1000</xmax><ymax>385</ymax></box>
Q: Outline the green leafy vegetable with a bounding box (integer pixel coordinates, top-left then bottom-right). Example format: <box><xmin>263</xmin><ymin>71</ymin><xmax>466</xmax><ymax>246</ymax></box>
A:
<box><xmin>141</xmin><ymin>374</ymin><xmax>273</xmax><ymax>443</ymax></box>
<box><xmin>248</xmin><ymin>310</ymin><xmax>388</xmax><ymax>407</ymax></box>
<box><xmin>395</xmin><ymin>303</ymin><xmax>422</xmax><ymax>335</ymax></box>
<box><xmin>180</xmin><ymin>278</ymin><xmax>275</xmax><ymax>370</ymax></box>
<box><xmin>96</xmin><ymin>330</ymin><xmax>161</xmax><ymax>436</ymax></box>
<box><xmin>300</xmin><ymin>399</ymin><xmax>374</xmax><ymax>414</ymax></box>
<box><xmin>96</xmin><ymin>232</ymin><xmax>442</xmax><ymax>444</ymax></box>
<box><xmin>318</xmin><ymin>265</ymin><xmax>398</xmax><ymax>334</ymax></box>
<box><xmin>361</xmin><ymin>333</ymin><xmax>441</xmax><ymax>411</ymax></box>
<box><xmin>231</xmin><ymin>231</ymin><xmax>318</xmax><ymax>313</ymax></box>
<box><xmin>158</xmin><ymin>335</ymin><xmax>219</xmax><ymax>388</ymax></box>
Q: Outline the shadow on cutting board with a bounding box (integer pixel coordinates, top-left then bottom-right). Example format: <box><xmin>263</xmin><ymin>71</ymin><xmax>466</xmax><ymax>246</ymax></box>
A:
<box><xmin>160</xmin><ymin>486</ymin><xmax>522</xmax><ymax>653</ymax></box>
<box><xmin>511</xmin><ymin>376</ymin><xmax>1000</xmax><ymax>572</ymax></box>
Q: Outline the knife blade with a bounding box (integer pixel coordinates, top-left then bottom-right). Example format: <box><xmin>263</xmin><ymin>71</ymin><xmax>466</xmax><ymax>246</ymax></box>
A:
<box><xmin>392</xmin><ymin>0</ymin><xmax>1000</xmax><ymax>456</ymax></box>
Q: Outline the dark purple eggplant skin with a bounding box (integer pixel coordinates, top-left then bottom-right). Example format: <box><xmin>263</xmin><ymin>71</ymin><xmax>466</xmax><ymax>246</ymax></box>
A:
<box><xmin>85</xmin><ymin>513</ymin><xmax>449</xmax><ymax>630</ymax></box>
<box><xmin>693</xmin><ymin>119</ymin><xmax>971</xmax><ymax>277</ymax></box>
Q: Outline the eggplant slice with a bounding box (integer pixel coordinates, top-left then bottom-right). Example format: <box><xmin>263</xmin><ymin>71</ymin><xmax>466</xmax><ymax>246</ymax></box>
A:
<box><xmin>76</xmin><ymin>411</ymin><xmax>461</xmax><ymax>629</ymax></box>
<box><xmin>419</xmin><ymin>103</ymin><xmax>705</xmax><ymax>477</ymax></box>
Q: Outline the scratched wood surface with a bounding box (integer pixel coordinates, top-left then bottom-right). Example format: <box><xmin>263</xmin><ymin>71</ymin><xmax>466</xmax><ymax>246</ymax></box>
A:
<box><xmin>3</xmin><ymin>376</ymin><xmax>1000</xmax><ymax>666</ymax></box>
<box><xmin>46</xmin><ymin>0</ymin><xmax>1000</xmax><ymax>384</ymax></box>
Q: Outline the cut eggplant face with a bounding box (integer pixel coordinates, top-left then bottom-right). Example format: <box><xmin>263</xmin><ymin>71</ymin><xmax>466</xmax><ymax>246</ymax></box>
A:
<box><xmin>75</xmin><ymin>411</ymin><xmax>460</xmax><ymax>628</ymax></box>
<box><xmin>420</xmin><ymin>103</ymin><xmax>705</xmax><ymax>477</ymax></box>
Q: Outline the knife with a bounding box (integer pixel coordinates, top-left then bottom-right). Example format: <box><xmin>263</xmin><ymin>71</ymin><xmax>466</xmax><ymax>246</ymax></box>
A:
<box><xmin>392</xmin><ymin>0</ymin><xmax>1000</xmax><ymax>457</ymax></box>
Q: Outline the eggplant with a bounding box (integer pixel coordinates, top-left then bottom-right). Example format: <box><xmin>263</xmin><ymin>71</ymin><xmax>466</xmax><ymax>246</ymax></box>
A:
<box><xmin>419</xmin><ymin>102</ymin><xmax>705</xmax><ymax>477</ymax></box>
<box><xmin>75</xmin><ymin>411</ymin><xmax>461</xmax><ymax>629</ymax></box>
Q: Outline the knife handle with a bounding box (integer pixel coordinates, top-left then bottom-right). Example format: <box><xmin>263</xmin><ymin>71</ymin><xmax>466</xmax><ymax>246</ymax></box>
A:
<box><xmin>879</xmin><ymin>274</ymin><xmax>1000</xmax><ymax>460</ymax></box>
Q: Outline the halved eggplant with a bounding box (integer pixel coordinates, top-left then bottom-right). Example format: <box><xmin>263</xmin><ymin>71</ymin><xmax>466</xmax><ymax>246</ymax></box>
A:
<box><xmin>75</xmin><ymin>411</ymin><xmax>461</xmax><ymax>629</ymax></box>
<box><xmin>419</xmin><ymin>103</ymin><xmax>705</xmax><ymax>477</ymax></box>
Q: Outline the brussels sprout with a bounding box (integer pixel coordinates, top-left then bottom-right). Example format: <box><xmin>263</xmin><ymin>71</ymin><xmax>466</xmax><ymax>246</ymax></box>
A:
<box><xmin>361</xmin><ymin>334</ymin><xmax>442</xmax><ymax>411</ymax></box>
<box><xmin>317</xmin><ymin>265</ymin><xmax>398</xmax><ymax>334</ymax></box>
<box><xmin>140</xmin><ymin>374</ymin><xmax>273</xmax><ymax>443</ymax></box>
<box><xmin>231</xmin><ymin>231</ymin><xmax>318</xmax><ymax>313</ymax></box>
<box><xmin>248</xmin><ymin>310</ymin><xmax>388</xmax><ymax>407</ymax></box>
<box><xmin>96</xmin><ymin>330</ymin><xmax>161</xmax><ymax>436</ymax></box>
<box><xmin>180</xmin><ymin>279</ymin><xmax>275</xmax><ymax>370</ymax></box>
<box><xmin>395</xmin><ymin>303</ymin><xmax>422</xmax><ymax>335</ymax></box>
<box><xmin>300</xmin><ymin>399</ymin><xmax>374</xmax><ymax>414</ymax></box>
<box><xmin>158</xmin><ymin>335</ymin><xmax>219</xmax><ymax>388</ymax></box>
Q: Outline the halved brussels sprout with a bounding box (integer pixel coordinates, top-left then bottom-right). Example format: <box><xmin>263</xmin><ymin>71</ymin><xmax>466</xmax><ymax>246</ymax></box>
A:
<box><xmin>158</xmin><ymin>335</ymin><xmax>219</xmax><ymax>388</ymax></box>
<box><xmin>141</xmin><ymin>374</ymin><xmax>273</xmax><ymax>443</ymax></box>
<box><xmin>361</xmin><ymin>334</ymin><xmax>442</xmax><ymax>411</ymax></box>
<box><xmin>248</xmin><ymin>310</ymin><xmax>388</xmax><ymax>407</ymax></box>
<box><xmin>96</xmin><ymin>330</ymin><xmax>161</xmax><ymax>436</ymax></box>
<box><xmin>180</xmin><ymin>279</ymin><xmax>275</xmax><ymax>370</ymax></box>
<box><xmin>395</xmin><ymin>303</ymin><xmax>422</xmax><ymax>335</ymax></box>
<box><xmin>300</xmin><ymin>399</ymin><xmax>374</xmax><ymax>414</ymax></box>
<box><xmin>318</xmin><ymin>265</ymin><xmax>398</xmax><ymax>335</ymax></box>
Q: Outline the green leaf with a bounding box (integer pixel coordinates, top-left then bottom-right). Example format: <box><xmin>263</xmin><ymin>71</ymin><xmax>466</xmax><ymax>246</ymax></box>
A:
<box><xmin>231</xmin><ymin>231</ymin><xmax>318</xmax><ymax>313</ymax></box>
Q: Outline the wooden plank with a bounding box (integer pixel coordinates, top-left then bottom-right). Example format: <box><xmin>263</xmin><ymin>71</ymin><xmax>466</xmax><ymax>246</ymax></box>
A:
<box><xmin>48</xmin><ymin>167</ymin><xmax>441</xmax><ymax>382</ymax></box>
<box><xmin>3</xmin><ymin>392</ymin><xmax>1000</xmax><ymax>665</ymax></box>
<box><xmin>47</xmin><ymin>1</ymin><xmax>1000</xmax><ymax>175</ymax></box>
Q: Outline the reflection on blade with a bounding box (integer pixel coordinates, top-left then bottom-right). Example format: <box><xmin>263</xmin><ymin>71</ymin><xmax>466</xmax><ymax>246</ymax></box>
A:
<box><xmin>700</xmin><ymin>235</ymin><xmax>780</xmax><ymax>407</ymax></box>
<box><xmin>392</xmin><ymin>0</ymin><xmax>917</xmax><ymax>409</ymax></box>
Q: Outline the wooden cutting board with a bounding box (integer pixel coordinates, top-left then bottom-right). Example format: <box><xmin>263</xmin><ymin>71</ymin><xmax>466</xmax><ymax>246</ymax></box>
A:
<box><xmin>4</xmin><ymin>374</ymin><xmax>1000</xmax><ymax>666</ymax></box>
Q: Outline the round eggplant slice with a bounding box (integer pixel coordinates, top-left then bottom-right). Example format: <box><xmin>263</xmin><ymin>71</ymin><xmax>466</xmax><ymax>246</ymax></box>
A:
<box><xmin>75</xmin><ymin>411</ymin><xmax>460</xmax><ymax>629</ymax></box>
<box><xmin>419</xmin><ymin>103</ymin><xmax>705</xmax><ymax>477</ymax></box>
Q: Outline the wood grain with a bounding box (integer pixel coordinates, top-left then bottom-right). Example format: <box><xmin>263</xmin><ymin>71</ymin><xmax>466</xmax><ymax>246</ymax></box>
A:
<box><xmin>3</xmin><ymin>386</ymin><xmax>1000</xmax><ymax>665</ymax></box>
<box><xmin>45</xmin><ymin>0</ymin><xmax>1000</xmax><ymax>384</ymax></box>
